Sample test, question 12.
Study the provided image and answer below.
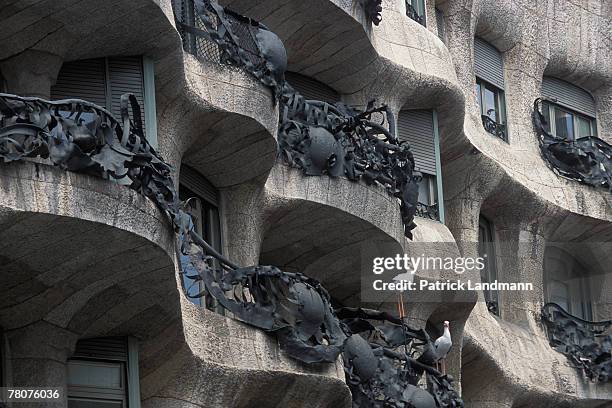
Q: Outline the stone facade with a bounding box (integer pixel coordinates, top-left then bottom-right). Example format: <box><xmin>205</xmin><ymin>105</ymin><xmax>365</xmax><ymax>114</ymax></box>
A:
<box><xmin>0</xmin><ymin>0</ymin><xmax>610</xmax><ymax>407</ymax></box>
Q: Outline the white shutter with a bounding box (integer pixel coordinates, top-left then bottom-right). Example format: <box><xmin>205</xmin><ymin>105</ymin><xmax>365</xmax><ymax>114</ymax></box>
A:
<box><xmin>474</xmin><ymin>37</ymin><xmax>504</xmax><ymax>89</ymax></box>
<box><xmin>398</xmin><ymin>110</ymin><xmax>436</xmax><ymax>175</ymax></box>
<box><xmin>541</xmin><ymin>76</ymin><xmax>596</xmax><ymax>118</ymax></box>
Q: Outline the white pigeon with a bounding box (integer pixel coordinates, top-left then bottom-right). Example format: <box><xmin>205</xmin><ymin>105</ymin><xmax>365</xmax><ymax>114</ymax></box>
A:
<box><xmin>433</xmin><ymin>320</ymin><xmax>452</xmax><ymax>375</ymax></box>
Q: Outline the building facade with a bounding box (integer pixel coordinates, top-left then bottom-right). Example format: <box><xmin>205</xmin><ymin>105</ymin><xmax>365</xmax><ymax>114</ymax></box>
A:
<box><xmin>0</xmin><ymin>0</ymin><xmax>610</xmax><ymax>407</ymax></box>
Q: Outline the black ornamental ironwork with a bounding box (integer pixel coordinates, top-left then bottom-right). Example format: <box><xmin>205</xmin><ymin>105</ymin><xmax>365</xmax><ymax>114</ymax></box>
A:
<box><xmin>533</xmin><ymin>98</ymin><xmax>611</xmax><ymax>191</ymax></box>
<box><xmin>174</xmin><ymin>0</ymin><xmax>422</xmax><ymax>238</ymax></box>
<box><xmin>0</xmin><ymin>91</ymin><xmax>462</xmax><ymax>406</ymax></box>
<box><xmin>481</xmin><ymin>112</ymin><xmax>507</xmax><ymax>142</ymax></box>
<box><xmin>362</xmin><ymin>0</ymin><xmax>383</xmax><ymax>25</ymax></box>
<box><xmin>542</xmin><ymin>303</ymin><xmax>612</xmax><ymax>383</ymax></box>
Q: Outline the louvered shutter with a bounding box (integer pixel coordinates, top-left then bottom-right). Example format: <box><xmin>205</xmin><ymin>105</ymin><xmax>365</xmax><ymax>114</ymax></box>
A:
<box><xmin>398</xmin><ymin>110</ymin><xmax>436</xmax><ymax>175</ymax></box>
<box><xmin>180</xmin><ymin>165</ymin><xmax>219</xmax><ymax>207</ymax></box>
<box><xmin>50</xmin><ymin>58</ymin><xmax>107</xmax><ymax>107</ymax></box>
<box><xmin>474</xmin><ymin>37</ymin><xmax>504</xmax><ymax>89</ymax></box>
<box><xmin>51</xmin><ymin>56</ymin><xmax>147</xmax><ymax>135</ymax></box>
<box><xmin>285</xmin><ymin>72</ymin><xmax>339</xmax><ymax>104</ymax></box>
<box><xmin>541</xmin><ymin>76</ymin><xmax>596</xmax><ymax>118</ymax></box>
<box><xmin>73</xmin><ymin>337</ymin><xmax>128</xmax><ymax>361</ymax></box>
<box><xmin>108</xmin><ymin>57</ymin><xmax>146</xmax><ymax>131</ymax></box>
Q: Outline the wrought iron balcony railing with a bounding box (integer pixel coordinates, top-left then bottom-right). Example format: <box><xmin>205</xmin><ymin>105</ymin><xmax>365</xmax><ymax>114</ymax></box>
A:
<box><xmin>481</xmin><ymin>114</ymin><xmax>507</xmax><ymax>142</ymax></box>
<box><xmin>533</xmin><ymin>98</ymin><xmax>611</xmax><ymax>191</ymax></box>
<box><xmin>0</xmin><ymin>89</ymin><xmax>462</xmax><ymax>407</ymax></box>
<box><xmin>361</xmin><ymin>0</ymin><xmax>383</xmax><ymax>25</ymax></box>
<box><xmin>406</xmin><ymin>1</ymin><xmax>425</xmax><ymax>25</ymax></box>
<box><xmin>542</xmin><ymin>303</ymin><xmax>612</xmax><ymax>383</ymax></box>
<box><xmin>416</xmin><ymin>201</ymin><xmax>440</xmax><ymax>221</ymax></box>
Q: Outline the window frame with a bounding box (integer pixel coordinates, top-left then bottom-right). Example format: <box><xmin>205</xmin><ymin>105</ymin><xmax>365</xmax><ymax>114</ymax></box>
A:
<box><xmin>67</xmin><ymin>359</ymin><xmax>127</xmax><ymax>406</ymax></box>
<box><xmin>406</xmin><ymin>0</ymin><xmax>426</xmax><ymax>26</ymax></box>
<box><xmin>178</xmin><ymin>182</ymin><xmax>223</xmax><ymax>311</ymax></box>
<box><xmin>478</xmin><ymin>215</ymin><xmax>499</xmax><ymax>316</ymax></box>
<box><xmin>475</xmin><ymin>76</ymin><xmax>509</xmax><ymax>142</ymax></box>
<box><xmin>541</xmin><ymin>100</ymin><xmax>597</xmax><ymax>141</ymax></box>
<box><xmin>544</xmin><ymin>247</ymin><xmax>593</xmax><ymax>321</ymax></box>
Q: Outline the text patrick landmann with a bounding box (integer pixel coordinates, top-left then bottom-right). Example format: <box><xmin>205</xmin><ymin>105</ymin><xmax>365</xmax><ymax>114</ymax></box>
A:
<box><xmin>370</xmin><ymin>254</ymin><xmax>533</xmax><ymax>292</ymax></box>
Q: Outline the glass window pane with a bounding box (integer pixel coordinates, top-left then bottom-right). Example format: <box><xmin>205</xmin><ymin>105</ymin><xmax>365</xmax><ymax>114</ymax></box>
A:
<box><xmin>475</xmin><ymin>82</ymin><xmax>482</xmax><ymax>112</ymax></box>
<box><xmin>483</xmin><ymin>86</ymin><xmax>496</xmax><ymax>121</ymax></box>
<box><xmin>548</xmin><ymin>281</ymin><xmax>569</xmax><ymax>312</ymax></box>
<box><xmin>542</xmin><ymin>102</ymin><xmax>551</xmax><ymax>133</ymax></box>
<box><xmin>576</xmin><ymin>116</ymin><xmax>592</xmax><ymax>138</ymax></box>
<box><xmin>68</xmin><ymin>361</ymin><xmax>122</xmax><ymax>389</ymax></box>
<box><xmin>554</xmin><ymin>107</ymin><xmax>574</xmax><ymax>139</ymax></box>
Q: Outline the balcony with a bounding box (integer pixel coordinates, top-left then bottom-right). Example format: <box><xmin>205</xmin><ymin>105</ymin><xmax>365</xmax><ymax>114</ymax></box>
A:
<box><xmin>542</xmin><ymin>303</ymin><xmax>612</xmax><ymax>383</ymax></box>
<box><xmin>533</xmin><ymin>98</ymin><xmax>611</xmax><ymax>191</ymax></box>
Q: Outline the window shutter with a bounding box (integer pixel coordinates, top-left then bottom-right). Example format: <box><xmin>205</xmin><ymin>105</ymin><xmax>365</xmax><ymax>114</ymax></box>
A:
<box><xmin>180</xmin><ymin>164</ymin><xmax>219</xmax><ymax>207</ymax></box>
<box><xmin>474</xmin><ymin>37</ymin><xmax>504</xmax><ymax>89</ymax></box>
<box><xmin>73</xmin><ymin>337</ymin><xmax>128</xmax><ymax>361</ymax></box>
<box><xmin>51</xmin><ymin>56</ymin><xmax>147</xmax><ymax>135</ymax></box>
<box><xmin>108</xmin><ymin>57</ymin><xmax>146</xmax><ymax>132</ymax></box>
<box><xmin>285</xmin><ymin>72</ymin><xmax>339</xmax><ymax>104</ymax></box>
<box><xmin>50</xmin><ymin>58</ymin><xmax>107</xmax><ymax>107</ymax></box>
<box><xmin>398</xmin><ymin>110</ymin><xmax>436</xmax><ymax>175</ymax></box>
<box><xmin>541</xmin><ymin>76</ymin><xmax>596</xmax><ymax>118</ymax></box>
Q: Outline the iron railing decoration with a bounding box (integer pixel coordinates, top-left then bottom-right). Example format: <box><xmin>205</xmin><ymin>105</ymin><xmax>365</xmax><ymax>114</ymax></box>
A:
<box><xmin>416</xmin><ymin>201</ymin><xmax>440</xmax><ymax>221</ymax></box>
<box><xmin>542</xmin><ymin>303</ymin><xmax>612</xmax><ymax>383</ymax></box>
<box><xmin>0</xmin><ymin>92</ymin><xmax>462</xmax><ymax>407</ymax></box>
<box><xmin>278</xmin><ymin>83</ymin><xmax>421</xmax><ymax>239</ymax></box>
<box><xmin>481</xmin><ymin>114</ymin><xmax>507</xmax><ymax>142</ymax></box>
<box><xmin>405</xmin><ymin>1</ymin><xmax>425</xmax><ymax>25</ymax></box>
<box><xmin>533</xmin><ymin>98</ymin><xmax>611</xmax><ymax>191</ymax></box>
<box><xmin>173</xmin><ymin>0</ymin><xmax>422</xmax><ymax>238</ymax></box>
<box><xmin>173</xmin><ymin>0</ymin><xmax>287</xmax><ymax>100</ymax></box>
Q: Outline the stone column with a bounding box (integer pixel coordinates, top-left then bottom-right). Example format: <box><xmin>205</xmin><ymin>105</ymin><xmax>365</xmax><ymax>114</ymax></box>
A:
<box><xmin>219</xmin><ymin>181</ymin><xmax>266</xmax><ymax>266</ymax></box>
<box><xmin>4</xmin><ymin>321</ymin><xmax>77</xmax><ymax>408</ymax></box>
<box><xmin>0</xmin><ymin>50</ymin><xmax>63</xmax><ymax>99</ymax></box>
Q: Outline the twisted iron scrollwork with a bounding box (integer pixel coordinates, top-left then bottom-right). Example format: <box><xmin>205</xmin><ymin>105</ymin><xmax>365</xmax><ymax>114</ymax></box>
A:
<box><xmin>174</xmin><ymin>0</ymin><xmax>421</xmax><ymax>238</ymax></box>
<box><xmin>481</xmin><ymin>114</ymin><xmax>507</xmax><ymax>142</ymax></box>
<box><xmin>416</xmin><ymin>201</ymin><xmax>440</xmax><ymax>221</ymax></box>
<box><xmin>542</xmin><ymin>303</ymin><xmax>612</xmax><ymax>382</ymax></box>
<box><xmin>533</xmin><ymin>98</ymin><xmax>611</xmax><ymax>190</ymax></box>
<box><xmin>338</xmin><ymin>308</ymin><xmax>463</xmax><ymax>408</ymax></box>
<box><xmin>278</xmin><ymin>82</ymin><xmax>420</xmax><ymax>239</ymax></box>
<box><xmin>173</xmin><ymin>0</ymin><xmax>287</xmax><ymax>100</ymax></box>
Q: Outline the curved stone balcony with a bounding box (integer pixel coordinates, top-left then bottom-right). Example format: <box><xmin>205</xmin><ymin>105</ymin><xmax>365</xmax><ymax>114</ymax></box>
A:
<box><xmin>140</xmin><ymin>286</ymin><xmax>351</xmax><ymax>408</ymax></box>
<box><xmin>260</xmin><ymin>163</ymin><xmax>405</xmax><ymax>304</ymax></box>
<box><xmin>463</xmin><ymin>301</ymin><xmax>612</xmax><ymax>407</ymax></box>
<box><xmin>219</xmin><ymin>0</ymin><xmax>465</xmax><ymax>135</ymax></box>
<box><xmin>0</xmin><ymin>161</ymin><xmax>178</xmax><ymax>388</ymax></box>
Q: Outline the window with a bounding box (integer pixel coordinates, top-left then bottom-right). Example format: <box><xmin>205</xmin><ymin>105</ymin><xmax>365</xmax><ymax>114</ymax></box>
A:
<box><xmin>541</xmin><ymin>101</ymin><xmax>597</xmax><ymax>140</ymax></box>
<box><xmin>406</xmin><ymin>0</ymin><xmax>426</xmax><ymax>25</ymax></box>
<box><xmin>435</xmin><ymin>8</ymin><xmax>446</xmax><ymax>42</ymax></box>
<box><xmin>68</xmin><ymin>337</ymin><xmax>140</xmax><ymax>408</ymax></box>
<box><xmin>398</xmin><ymin>110</ymin><xmax>444</xmax><ymax>222</ymax></box>
<box><xmin>179</xmin><ymin>165</ymin><xmax>222</xmax><ymax>310</ymax></box>
<box><xmin>544</xmin><ymin>247</ymin><xmax>592</xmax><ymax>320</ymax></box>
<box><xmin>478</xmin><ymin>216</ymin><xmax>499</xmax><ymax>315</ymax></box>
<box><xmin>284</xmin><ymin>72</ymin><xmax>339</xmax><ymax>104</ymax></box>
<box><xmin>475</xmin><ymin>78</ymin><xmax>507</xmax><ymax>141</ymax></box>
<box><xmin>474</xmin><ymin>37</ymin><xmax>508</xmax><ymax>141</ymax></box>
<box><xmin>50</xmin><ymin>56</ymin><xmax>156</xmax><ymax>144</ymax></box>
